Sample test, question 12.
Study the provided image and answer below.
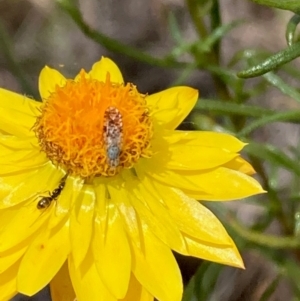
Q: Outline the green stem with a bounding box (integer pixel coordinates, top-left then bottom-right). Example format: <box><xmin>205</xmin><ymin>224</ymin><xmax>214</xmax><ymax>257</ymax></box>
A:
<box><xmin>229</xmin><ymin>216</ymin><xmax>300</xmax><ymax>249</ymax></box>
<box><xmin>186</xmin><ymin>0</ymin><xmax>232</xmax><ymax>102</ymax></box>
<box><xmin>58</xmin><ymin>0</ymin><xmax>183</xmax><ymax>68</ymax></box>
<box><xmin>249</xmin><ymin>0</ymin><xmax>300</xmax><ymax>14</ymax></box>
<box><xmin>238</xmin><ymin>110</ymin><xmax>300</xmax><ymax>137</ymax></box>
<box><xmin>186</xmin><ymin>0</ymin><xmax>208</xmax><ymax>38</ymax></box>
<box><xmin>210</xmin><ymin>0</ymin><xmax>221</xmax><ymax>63</ymax></box>
<box><xmin>196</xmin><ymin>99</ymin><xmax>276</xmax><ymax>117</ymax></box>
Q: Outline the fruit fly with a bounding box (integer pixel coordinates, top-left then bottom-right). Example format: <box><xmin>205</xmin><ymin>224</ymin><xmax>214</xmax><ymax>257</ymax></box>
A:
<box><xmin>37</xmin><ymin>174</ymin><xmax>68</xmax><ymax>209</ymax></box>
<box><xmin>103</xmin><ymin>106</ymin><xmax>123</xmax><ymax>167</ymax></box>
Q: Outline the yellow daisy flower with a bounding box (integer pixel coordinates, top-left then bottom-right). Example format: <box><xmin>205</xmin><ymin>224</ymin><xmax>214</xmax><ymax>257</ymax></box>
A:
<box><xmin>0</xmin><ymin>57</ymin><xmax>264</xmax><ymax>301</ymax></box>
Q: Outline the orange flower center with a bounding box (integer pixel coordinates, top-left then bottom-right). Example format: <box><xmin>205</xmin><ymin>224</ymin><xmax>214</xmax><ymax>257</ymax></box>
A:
<box><xmin>34</xmin><ymin>70</ymin><xmax>153</xmax><ymax>178</ymax></box>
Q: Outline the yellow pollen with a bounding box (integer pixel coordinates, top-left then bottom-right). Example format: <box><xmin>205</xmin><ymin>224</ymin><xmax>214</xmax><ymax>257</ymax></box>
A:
<box><xmin>34</xmin><ymin>70</ymin><xmax>153</xmax><ymax>178</ymax></box>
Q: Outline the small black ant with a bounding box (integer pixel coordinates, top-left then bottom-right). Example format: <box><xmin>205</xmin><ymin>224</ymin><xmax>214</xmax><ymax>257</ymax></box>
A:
<box><xmin>37</xmin><ymin>174</ymin><xmax>68</xmax><ymax>209</ymax></box>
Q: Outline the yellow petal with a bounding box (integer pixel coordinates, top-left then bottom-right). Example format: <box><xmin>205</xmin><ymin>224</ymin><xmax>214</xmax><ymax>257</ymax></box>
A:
<box><xmin>70</xmin><ymin>185</ymin><xmax>95</xmax><ymax>268</ymax></box>
<box><xmin>184</xmin><ymin>234</ymin><xmax>244</xmax><ymax>268</ymax></box>
<box><xmin>89</xmin><ymin>57</ymin><xmax>124</xmax><ymax>84</ymax></box>
<box><xmin>0</xmin><ymin>150</ymin><xmax>47</xmax><ymax>175</ymax></box>
<box><xmin>0</xmin><ymin>87</ymin><xmax>40</xmax><ymax>115</ymax></box>
<box><xmin>147</xmin><ymin>87</ymin><xmax>198</xmax><ymax>129</ymax></box>
<box><xmin>0</xmin><ymin>163</ymin><xmax>60</xmax><ymax>209</ymax></box>
<box><xmin>17</xmin><ymin>221</ymin><xmax>70</xmax><ymax>295</ymax></box>
<box><xmin>152</xmin><ymin>144</ymin><xmax>238</xmax><ymax>170</ymax></box>
<box><xmin>93</xmin><ymin>201</ymin><xmax>131</xmax><ymax>299</ymax></box>
<box><xmin>0</xmin><ymin>202</ymin><xmax>50</xmax><ymax>253</ymax></box>
<box><xmin>132</xmin><ymin>225</ymin><xmax>182</xmax><ymax>301</ymax></box>
<box><xmin>223</xmin><ymin>156</ymin><xmax>256</xmax><ymax>175</ymax></box>
<box><xmin>121</xmin><ymin>274</ymin><xmax>153</xmax><ymax>301</ymax></box>
<box><xmin>143</xmin><ymin>177</ymin><xmax>232</xmax><ymax>245</ymax></box>
<box><xmin>0</xmin><ymin>260</ymin><xmax>19</xmax><ymax>301</ymax></box>
<box><xmin>68</xmin><ymin>250</ymin><xmax>116</xmax><ymax>301</ymax></box>
<box><xmin>122</xmin><ymin>172</ymin><xmax>186</xmax><ymax>253</ymax></box>
<box><xmin>39</xmin><ymin>66</ymin><xmax>67</xmax><ymax>100</ymax></box>
<box><xmin>144</xmin><ymin>167</ymin><xmax>264</xmax><ymax>201</ymax></box>
<box><xmin>47</xmin><ymin>176</ymin><xmax>82</xmax><ymax>230</ymax></box>
<box><xmin>161</xmin><ymin>130</ymin><xmax>246</xmax><ymax>152</ymax></box>
<box><xmin>0</xmin><ymin>135</ymin><xmax>38</xmax><ymax>154</ymax></box>
<box><xmin>93</xmin><ymin>183</ymin><xmax>107</xmax><ymax>240</ymax></box>
<box><xmin>0</xmin><ymin>110</ymin><xmax>31</xmax><ymax>138</ymax></box>
<box><xmin>0</xmin><ymin>243</ymin><xmax>27</xmax><ymax>274</ymax></box>
<box><xmin>0</xmin><ymin>169</ymin><xmax>39</xmax><ymax>204</ymax></box>
<box><xmin>107</xmin><ymin>181</ymin><xmax>142</xmax><ymax>250</ymax></box>
<box><xmin>50</xmin><ymin>261</ymin><xmax>76</xmax><ymax>301</ymax></box>
<box><xmin>74</xmin><ymin>69</ymin><xmax>90</xmax><ymax>82</ymax></box>
<box><xmin>0</xmin><ymin>106</ymin><xmax>38</xmax><ymax>138</ymax></box>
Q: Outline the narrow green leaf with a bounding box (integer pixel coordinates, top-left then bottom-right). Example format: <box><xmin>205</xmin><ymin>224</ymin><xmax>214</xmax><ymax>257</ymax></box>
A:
<box><xmin>198</xmin><ymin>20</ymin><xmax>243</xmax><ymax>53</ymax></box>
<box><xmin>196</xmin><ymin>99</ymin><xmax>275</xmax><ymax>117</ymax></box>
<box><xmin>250</xmin><ymin>0</ymin><xmax>300</xmax><ymax>13</ymax></box>
<box><xmin>196</xmin><ymin>0</ymin><xmax>213</xmax><ymax>18</ymax></box>
<box><xmin>259</xmin><ymin>275</ymin><xmax>281</xmax><ymax>301</ymax></box>
<box><xmin>228</xmin><ymin>217</ymin><xmax>300</xmax><ymax>249</ymax></box>
<box><xmin>171</xmin><ymin>21</ymin><xmax>243</xmax><ymax>59</ymax></box>
<box><xmin>245</xmin><ymin>142</ymin><xmax>300</xmax><ymax>176</ymax></box>
<box><xmin>182</xmin><ymin>275</ymin><xmax>196</xmax><ymax>301</ymax></box>
<box><xmin>286</xmin><ymin>14</ymin><xmax>300</xmax><ymax>46</ymax></box>
<box><xmin>229</xmin><ymin>49</ymin><xmax>269</xmax><ymax>67</ymax></box>
<box><xmin>182</xmin><ymin>262</ymin><xmax>222</xmax><ymax>301</ymax></box>
<box><xmin>263</xmin><ymin>72</ymin><xmax>300</xmax><ymax>102</ymax></box>
<box><xmin>237</xmin><ymin>41</ymin><xmax>300</xmax><ymax>78</ymax></box>
<box><xmin>196</xmin><ymin>263</ymin><xmax>223</xmax><ymax>300</ymax></box>
<box><xmin>238</xmin><ymin>110</ymin><xmax>300</xmax><ymax>136</ymax></box>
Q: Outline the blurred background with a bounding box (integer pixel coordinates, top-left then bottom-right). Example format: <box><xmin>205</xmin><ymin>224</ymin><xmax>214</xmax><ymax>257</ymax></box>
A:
<box><xmin>1</xmin><ymin>0</ymin><xmax>300</xmax><ymax>300</ymax></box>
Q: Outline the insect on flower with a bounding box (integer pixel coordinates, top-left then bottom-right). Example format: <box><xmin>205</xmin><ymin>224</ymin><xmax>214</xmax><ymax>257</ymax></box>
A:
<box><xmin>37</xmin><ymin>174</ymin><xmax>68</xmax><ymax>209</ymax></box>
<box><xmin>0</xmin><ymin>57</ymin><xmax>268</xmax><ymax>301</ymax></box>
<box><xmin>103</xmin><ymin>106</ymin><xmax>123</xmax><ymax>168</ymax></box>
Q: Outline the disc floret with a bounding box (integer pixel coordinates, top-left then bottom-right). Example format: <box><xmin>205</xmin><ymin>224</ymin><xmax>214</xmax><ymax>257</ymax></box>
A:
<box><xmin>34</xmin><ymin>71</ymin><xmax>153</xmax><ymax>178</ymax></box>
